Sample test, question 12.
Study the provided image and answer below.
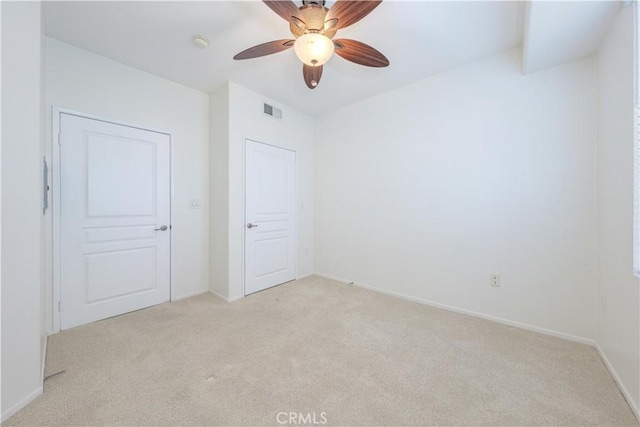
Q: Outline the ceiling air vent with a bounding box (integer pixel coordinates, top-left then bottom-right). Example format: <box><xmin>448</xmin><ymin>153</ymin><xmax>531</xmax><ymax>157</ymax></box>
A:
<box><xmin>263</xmin><ymin>103</ymin><xmax>282</xmax><ymax>119</ymax></box>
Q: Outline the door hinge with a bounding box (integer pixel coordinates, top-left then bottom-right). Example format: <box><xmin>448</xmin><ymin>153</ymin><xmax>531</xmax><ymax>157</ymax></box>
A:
<box><xmin>58</xmin><ymin>301</ymin><xmax>61</xmax><ymax>312</ymax></box>
<box><xmin>57</xmin><ymin>133</ymin><xmax>61</xmax><ymax>146</ymax></box>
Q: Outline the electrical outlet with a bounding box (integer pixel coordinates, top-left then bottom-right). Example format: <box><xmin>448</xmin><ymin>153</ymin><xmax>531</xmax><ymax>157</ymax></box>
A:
<box><xmin>490</xmin><ymin>274</ymin><xmax>501</xmax><ymax>287</ymax></box>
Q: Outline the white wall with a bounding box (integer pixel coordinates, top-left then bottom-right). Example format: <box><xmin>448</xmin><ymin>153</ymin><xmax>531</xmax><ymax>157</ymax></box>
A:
<box><xmin>209</xmin><ymin>81</ymin><xmax>314</xmax><ymax>300</ymax></box>
<box><xmin>44</xmin><ymin>38</ymin><xmax>210</xmax><ymax>331</ymax></box>
<box><xmin>1</xmin><ymin>1</ymin><xmax>45</xmax><ymax>420</ymax></box>
<box><xmin>39</xmin><ymin>0</ymin><xmax>48</xmax><ymax>376</ymax></box>
<box><xmin>596</xmin><ymin>5</ymin><xmax>640</xmax><ymax>416</ymax></box>
<box><xmin>315</xmin><ymin>48</ymin><xmax>598</xmax><ymax>342</ymax></box>
<box><xmin>209</xmin><ymin>83</ymin><xmax>230</xmax><ymax>299</ymax></box>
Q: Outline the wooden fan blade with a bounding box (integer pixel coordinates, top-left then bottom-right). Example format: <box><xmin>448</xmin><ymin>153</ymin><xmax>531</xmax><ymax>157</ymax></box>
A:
<box><xmin>263</xmin><ymin>0</ymin><xmax>305</xmax><ymax>22</ymax></box>
<box><xmin>333</xmin><ymin>39</ymin><xmax>389</xmax><ymax>67</ymax></box>
<box><xmin>233</xmin><ymin>40</ymin><xmax>295</xmax><ymax>60</ymax></box>
<box><xmin>303</xmin><ymin>64</ymin><xmax>323</xmax><ymax>89</ymax></box>
<box><xmin>326</xmin><ymin>0</ymin><xmax>382</xmax><ymax>30</ymax></box>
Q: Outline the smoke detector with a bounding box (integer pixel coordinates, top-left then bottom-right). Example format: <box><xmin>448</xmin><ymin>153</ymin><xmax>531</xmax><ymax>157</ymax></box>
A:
<box><xmin>192</xmin><ymin>35</ymin><xmax>209</xmax><ymax>49</ymax></box>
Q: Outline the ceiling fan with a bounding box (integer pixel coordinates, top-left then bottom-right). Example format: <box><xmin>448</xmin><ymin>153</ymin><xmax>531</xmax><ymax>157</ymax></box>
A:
<box><xmin>233</xmin><ymin>0</ymin><xmax>389</xmax><ymax>89</ymax></box>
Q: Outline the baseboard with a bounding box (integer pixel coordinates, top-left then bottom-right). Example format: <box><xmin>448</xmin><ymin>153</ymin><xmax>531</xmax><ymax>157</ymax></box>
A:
<box><xmin>209</xmin><ymin>275</ymin><xmax>312</xmax><ymax>303</ymax></box>
<box><xmin>209</xmin><ymin>289</ymin><xmax>243</xmax><ymax>303</ymax></box>
<box><xmin>314</xmin><ymin>273</ymin><xmax>595</xmax><ymax>346</ymax></box>
<box><xmin>1</xmin><ymin>386</ymin><xmax>43</xmax><ymax>423</ymax></box>
<box><xmin>172</xmin><ymin>289</ymin><xmax>209</xmax><ymax>302</ymax></box>
<box><xmin>41</xmin><ymin>335</ymin><xmax>48</xmax><ymax>380</ymax></box>
<box><xmin>596</xmin><ymin>344</ymin><xmax>640</xmax><ymax>421</ymax></box>
<box><xmin>209</xmin><ymin>289</ymin><xmax>228</xmax><ymax>302</ymax></box>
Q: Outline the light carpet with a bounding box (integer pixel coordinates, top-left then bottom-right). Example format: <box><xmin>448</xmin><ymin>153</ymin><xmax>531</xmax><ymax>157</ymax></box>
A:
<box><xmin>6</xmin><ymin>275</ymin><xmax>638</xmax><ymax>426</ymax></box>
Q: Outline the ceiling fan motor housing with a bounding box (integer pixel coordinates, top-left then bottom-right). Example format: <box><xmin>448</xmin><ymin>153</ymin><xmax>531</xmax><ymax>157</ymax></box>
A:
<box><xmin>291</xmin><ymin>4</ymin><xmax>336</xmax><ymax>38</ymax></box>
<box><xmin>302</xmin><ymin>0</ymin><xmax>326</xmax><ymax>6</ymax></box>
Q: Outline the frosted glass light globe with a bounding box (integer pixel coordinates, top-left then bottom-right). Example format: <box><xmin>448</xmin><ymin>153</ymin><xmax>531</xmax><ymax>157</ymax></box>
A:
<box><xmin>294</xmin><ymin>33</ymin><xmax>335</xmax><ymax>66</ymax></box>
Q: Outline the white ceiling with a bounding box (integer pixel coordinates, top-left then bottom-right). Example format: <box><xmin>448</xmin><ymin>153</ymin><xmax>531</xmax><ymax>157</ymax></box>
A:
<box><xmin>523</xmin><ymin>1</ymin><xmax>621</xmax><ymax>74</ymax></box>
<box><xmin>44</xmin><ymin>1</ymin><xmax>525</xmax><ymax>116</ymax></box>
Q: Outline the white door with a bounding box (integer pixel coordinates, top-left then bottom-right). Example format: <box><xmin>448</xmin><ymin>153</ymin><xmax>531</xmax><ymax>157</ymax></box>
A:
<box><xmin>59</xmin><ymin>113</ymin><xmax>171</xmax><ymax>330</ymax></box>
<box><xmin>245</xmin><ymin>140</ymin><xmax>297</xmax><ymax>295</ymax></box>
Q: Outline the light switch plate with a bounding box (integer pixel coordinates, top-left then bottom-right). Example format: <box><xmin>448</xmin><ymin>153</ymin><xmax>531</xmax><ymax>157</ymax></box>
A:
<box><xmin>190</xmin><ymin>199</ymin><xmax>201</xmax><ymax>209</ymax></box>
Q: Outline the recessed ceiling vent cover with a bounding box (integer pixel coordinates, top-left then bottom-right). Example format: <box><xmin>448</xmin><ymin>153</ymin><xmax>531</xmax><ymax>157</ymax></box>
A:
<box><xmin>264</xmin><ymin>103</ymin><xmax>282</xmax><ymax>119</ymax></box>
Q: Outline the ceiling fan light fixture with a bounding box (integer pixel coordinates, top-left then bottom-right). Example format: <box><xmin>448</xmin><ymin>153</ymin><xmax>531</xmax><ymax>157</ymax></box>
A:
<box><xmin>293</xmin><ymin>33</ymin><xmax>334</xmax><ymax>66</ymax></box>
<box><xmin>234</xmin><ymin>0</ymin><xmax>388</xmax><ymax>89</ymax></box>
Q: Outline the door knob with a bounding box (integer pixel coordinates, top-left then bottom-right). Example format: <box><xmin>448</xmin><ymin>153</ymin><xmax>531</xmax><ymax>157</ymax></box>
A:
<box><xmin>247</xmin><ymin>223</ymin><xmax>258</xmax><ymax>229</ymax></box>
<box><xmin>155</xmin><ymin>225</ymin><xmax>168</xmax><ymax>231</ymax></box>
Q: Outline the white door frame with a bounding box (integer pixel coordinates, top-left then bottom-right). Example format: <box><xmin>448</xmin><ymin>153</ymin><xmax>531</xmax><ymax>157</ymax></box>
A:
<box><xmin>51</xmin><ymin>108</ymin><xmax>175</xmax><ymax>334</ymax></box>
<box><xmin>243</xmin><ymin>138</ymin><xmax>298</xmax><ymax>297</ymax></box>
